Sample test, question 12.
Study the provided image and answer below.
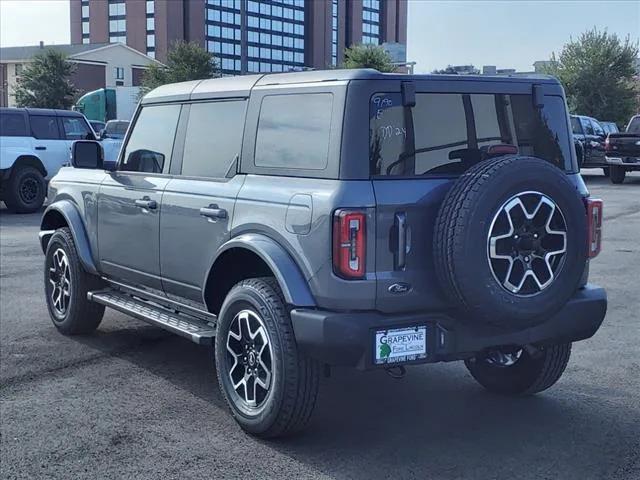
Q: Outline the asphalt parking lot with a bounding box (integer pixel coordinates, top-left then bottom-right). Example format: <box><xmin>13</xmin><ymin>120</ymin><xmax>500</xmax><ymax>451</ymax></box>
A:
<box><xmin>1</xmin><ymin>171</ymin><xmax>639</xmax><ymax>480</ymax></box>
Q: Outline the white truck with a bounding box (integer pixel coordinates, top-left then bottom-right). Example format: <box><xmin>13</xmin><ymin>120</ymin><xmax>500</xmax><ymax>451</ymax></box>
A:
<box><xmin>0</xmin><ymin>107</ymin><xmax>95</xmax><ymax>213</ymax></box>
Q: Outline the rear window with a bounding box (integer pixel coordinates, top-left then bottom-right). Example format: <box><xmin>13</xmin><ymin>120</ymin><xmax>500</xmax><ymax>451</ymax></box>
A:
<box><xmin>370</xmin><ymin>92</ymin><xmax>572</xmax><ymax>176</ymax></box>
<box><xmin>0</xmin><ymin>112</ymin><xmax>27</xmax><ymax>137</ymax></box>
<box><xmin>255</xmin><ymin>93</ymin><xmax>333</xmax><ymax>170</ymax></box>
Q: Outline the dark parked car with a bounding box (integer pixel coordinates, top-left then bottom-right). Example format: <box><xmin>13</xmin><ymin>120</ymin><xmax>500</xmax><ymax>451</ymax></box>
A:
<box><xmin>605</xmin><ymin>114</ymin><xmax>640</xmax><ymax>184</ymax></box>
<box><xmin>571</xmin><ymin>114</ymin><xmax>608</xmax><ymax>172</ymax></box>
<box><xmin>39</xmin><ymin>70</ymin><xmax>606</xmax><ymax>438</ymax></box>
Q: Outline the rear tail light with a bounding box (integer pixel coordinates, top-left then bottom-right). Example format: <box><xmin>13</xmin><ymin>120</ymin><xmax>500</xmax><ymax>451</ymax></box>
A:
<box><xmin>585</xmin><ymin>198</ymin><xmax>603</xmax><ymax>258</ymax></box>
<box><xmin>604</xmin><ymin>137</ymin><xmax>611</xmax><ymax>152</ymax></box>
<box><xmin>333</xmin><ymin>210</ymin><xmax>366</xmax><ymax>279</ymax></box>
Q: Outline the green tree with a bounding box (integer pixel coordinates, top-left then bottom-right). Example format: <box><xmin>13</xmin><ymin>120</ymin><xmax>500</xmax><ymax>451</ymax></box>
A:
<box><xmin>432</xmin><ymin>65</ymin><xmax>480</xmax><ymax>75</ymax></box>
<box><xmin>141</xmin><ymin>41</ymin><xmax>219</xmax><ymax>96</ymax></box>
<box><xmin>343</xmin><ymin>44</ymin><xmax>396</xmax><ymax>72</ymax></box>
<box><xmin>543</xmin><ymin>28</ymin><xmax>639</xmax><ymax>126</ymax></box>
<box><xmin>13</xmin><ymin>50</ymin><xmax>77</xmax><ymax>109</ymax></box>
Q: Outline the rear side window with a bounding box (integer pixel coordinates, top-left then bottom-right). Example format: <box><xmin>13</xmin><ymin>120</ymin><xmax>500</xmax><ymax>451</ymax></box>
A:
<box><xmin>121</xmin><ymin>104</ymin><xmax>181</xmax><ymax>173</ymax></box>
<box><xmin>627</xmin><ymin>117</ymin><xmax>640</xmax><ymax>134</ymax></box>
<box><xmin>255</xmin><ymin>93</ymin><xmax>333</xmax><ymax>170</ymax></box>
<box><xmin>181</xmin><ymin>100</ymin><xmax>246</xmax><ymax>178</ymax></box>
<box><xmin>370</xmin><ymin>92</ymin><xmax>571</xmax><ymax>176</ymax></box>
<box><xmin>60</xmin><ymin>117</ymin><xmax>92</xmax><ymax>140</ymax></box>
<box><xmin>30</xmin><ymin>115</ymin><xmax>60</xmax><ymax>140</ymax></box>
<box><xmin>0</xmin><ymin>112</ymin><xmax>27</xmax><ymax>136</ymax></box>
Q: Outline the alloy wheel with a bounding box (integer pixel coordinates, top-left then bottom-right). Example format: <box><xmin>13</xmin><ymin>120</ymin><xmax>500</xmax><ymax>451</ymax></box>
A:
<box><xmin>48</xmin><ymin>248</ymin><xmax>71</xmax><ymax>316</ymax></box>
<box><xmin>225</xmin><ymin>309</ymin><xmax>273</xmax><ymax>409</ymax></box>
<box><xmin>488</xmin><ymin>191</ymin><xmax>567</xmax><ymax>296</ymax></box>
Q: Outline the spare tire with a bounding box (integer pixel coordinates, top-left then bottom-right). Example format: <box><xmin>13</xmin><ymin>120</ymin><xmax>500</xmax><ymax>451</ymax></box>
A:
<box><xmin>434</xmin><ymin>155</ymin><xmax>587</xmax><ymax>328</ymax></box>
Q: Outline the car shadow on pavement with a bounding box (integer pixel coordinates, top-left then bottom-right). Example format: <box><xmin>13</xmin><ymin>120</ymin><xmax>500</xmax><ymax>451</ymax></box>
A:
<box><xmin>72</xmin><ymin>322</ymin><xmax>639</xmax><ymax>480</ymax></box>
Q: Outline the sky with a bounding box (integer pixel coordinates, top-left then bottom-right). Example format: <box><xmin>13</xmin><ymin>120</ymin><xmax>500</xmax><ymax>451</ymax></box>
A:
<box><xmin>0</xmin><ymin>0</ymin><xmax>638</xmax><ymax>73</ymax></box>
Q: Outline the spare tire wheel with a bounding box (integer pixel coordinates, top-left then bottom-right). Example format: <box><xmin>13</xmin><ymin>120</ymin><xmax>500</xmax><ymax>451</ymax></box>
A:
<box><xmin>434</xmin><ymin>155</ymin><xmax>587</xmax><ymax>328</ymax></box>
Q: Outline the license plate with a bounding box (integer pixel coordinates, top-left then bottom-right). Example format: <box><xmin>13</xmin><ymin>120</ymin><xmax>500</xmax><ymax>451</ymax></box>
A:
<box><xmin>374</xmin><ymin>326</ymin><xmax>427</xmax><ymax>365</ymax></box>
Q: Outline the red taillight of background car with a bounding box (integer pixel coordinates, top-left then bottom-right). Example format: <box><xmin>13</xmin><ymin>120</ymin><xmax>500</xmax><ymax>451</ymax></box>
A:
<box><xmin>585</xmin><ymin>198</ymin><xmax>603</xmax><ymax>258</ymax></box>
<box><xmin>333</xmin><ymin>210</ymin><xmax>366</xmax><ymax>279</ymax></box>
<box><xmin>604</xmin><ymin>137</ymin><xmax>611</xmax><ymax>152</ymax></box>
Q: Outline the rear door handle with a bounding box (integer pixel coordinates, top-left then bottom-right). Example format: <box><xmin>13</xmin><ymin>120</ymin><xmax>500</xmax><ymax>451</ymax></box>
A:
<box><xmin>395</xmin><ymin>212</ymin><xmax>407</xmax><ymax>269</ymax></box>
<box><xmin>35</xmin><ymin>146</ymin><xmax>47</xmax><ymax>151</ymax></box>
<box><xmin>200</xmin><ymin>205</ymin><xmax>227</xmax><ymax>220</ymax></box>
<box><xmin>135</xmin><ymin>198</ymin><xmax>157</xmax><ymax>210</ymax></box>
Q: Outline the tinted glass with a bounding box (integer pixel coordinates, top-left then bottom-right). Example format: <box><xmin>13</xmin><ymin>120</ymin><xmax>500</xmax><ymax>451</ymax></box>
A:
<box><xmin>580</xmin><ymin>117</ymin><xmax>594</xmax><ymax>135</ymax></box>
<box><xmin>61</xmin><ymin>116</ymin><xmax>92</xmax><ymax>140</ymax></box>
<box><xmin>181</xmin><ymin>100</ymin><xmax>246</xmax><ymax>178</ymax></box>
<box><xmin>255</xmin><ymin>93</ymin><xmax>333</xmax><ymax>170</ymax></box>
<box><xmin>627</xmin><ymin>117</ymin><xmax>640</xmax><ymax>134</ymax></box>
<box><xmin>122</xmin><ymin>105</ymin><xmax>180</xmax><ymax>173</ymax></box>
<box><xmin>591</xmin><ymin>119</ymin><xmax>604</xmax><ymax>136</ymax></box>
<box><xmin>30</xmin><ymin>115</ymin><xmax>60</xmax><ymax>140</ymax></box>
<box><xmin>105</xmin><ymin>120</ymin><xmax>129</xmax><ymax>137</ymax></box>
<box><xmin>0</xmin><ymin>112</ymin><xmax>27</xmax><ymax>136</ymax></box>
<box><xmin>570</xmin><ymin>116</ymin><xmax>581</xmax><ymax>134</ymax></box>
<box><xmin>371</xmin><ymin>92</ymin><xmax>571</xmax><ymax>176</ymax></box>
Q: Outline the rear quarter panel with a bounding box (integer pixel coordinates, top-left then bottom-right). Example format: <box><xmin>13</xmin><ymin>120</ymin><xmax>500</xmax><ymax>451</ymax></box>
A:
<box><xmin>234</xmin><ymin>175</ymin><xmax>378</xmax><ymax>310</ymax></box>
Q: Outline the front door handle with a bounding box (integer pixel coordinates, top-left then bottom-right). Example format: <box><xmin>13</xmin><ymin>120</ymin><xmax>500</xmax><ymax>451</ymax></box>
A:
<box><xmin>200</xmin><ymin>205</ymin><xmax>227</xmax><ymax>220</ymax></box>
<box><xmin>135</xmin><ymin>198</ymin><xmax>157</xmax><ymax>210</ymax></box>
<box><xmin>35</xmin><ymin>146</ymin><xmax>47</xmax><ymax>151</ymax></box>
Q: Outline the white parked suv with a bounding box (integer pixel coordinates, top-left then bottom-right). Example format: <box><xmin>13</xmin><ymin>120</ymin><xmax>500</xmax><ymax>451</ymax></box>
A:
<box><xmin>0</xmin><ymin>107</ymin><xmax>95</xmax><ymax>213</ymax></box>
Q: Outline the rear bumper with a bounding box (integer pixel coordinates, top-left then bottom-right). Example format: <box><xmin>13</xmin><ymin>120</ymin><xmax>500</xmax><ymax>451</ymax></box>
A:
<box><xmin>606</xmin><ymin>156</ymin><xmax>640</xmax><ymax>167</ymax></box>
<box><xmin>291</xmin><ymin>284</ymin><xmax>607</xmax><ymax>370</ymax></box>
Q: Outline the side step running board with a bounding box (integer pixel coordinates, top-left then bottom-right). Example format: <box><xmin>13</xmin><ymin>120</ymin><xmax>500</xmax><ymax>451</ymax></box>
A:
<box><xmin>88</xmin><ymin>290</ymin><xmax>216</xmax><ymax>345</ymax></box>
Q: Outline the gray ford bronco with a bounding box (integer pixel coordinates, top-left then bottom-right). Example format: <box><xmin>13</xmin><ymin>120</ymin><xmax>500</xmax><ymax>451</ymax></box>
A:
<box><xmin>40</xmin><ymin>70</ymin><xmax>607</xmax><ymax>438</ymax></box>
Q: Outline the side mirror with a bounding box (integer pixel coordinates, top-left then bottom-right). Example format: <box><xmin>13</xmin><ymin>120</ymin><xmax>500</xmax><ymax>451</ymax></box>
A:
<box><xmin>71</xmin><ymin>140</ymin><xmax>104</xmax><ymax>169</ymax></box>
<box><xmin>99</xmin><ymin>130</ymin><xmax>108</xmax><ymax>139</ymax></box>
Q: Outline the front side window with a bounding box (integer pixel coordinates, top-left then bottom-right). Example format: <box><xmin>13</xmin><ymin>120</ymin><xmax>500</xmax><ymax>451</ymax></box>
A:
<box><xmin>0</xmin><ymin>113</ymin><xmax>27</xmax><ymax>136</ymax></box>
<box><xmin>121</xmin><ymin>105</ymin><xmax>181</xmax><ymax>173</ymax></box>
<box><xmin>30</xmin><ymin>116</ymin><xmax>60</xmax><ymax>140</ymax></box>
<box><xmin>181</xmin><ymin>100</ymin><xmax>246</xmax><ymax>178</ymax></box>
<box><xmin>61</xmin><ymin>117</ymin><xmax>92</xmax><ymax>140</ymax></box>
<box><xmin>591</xmin><ymin>119</ymin><xmax>605</xmax><ymax>137</ymax></box>
<box><xmin>370</xmin><ymin>92</ymin><xmax>571</xmax><ymax>176</ymax></box>
<box><xmin>628</xmin><ymin>116</ymin><xmax>640</xmax><ymax>134</ymax></box>
<box><xmin>580</xmin><ymin>117</ymin><xmax>594</xmax><ymax>135</ymax></box>
<box><xmin>255</xmin><ymin>93</ymin><xmax>333</xmax><ymax>170</ymax></box>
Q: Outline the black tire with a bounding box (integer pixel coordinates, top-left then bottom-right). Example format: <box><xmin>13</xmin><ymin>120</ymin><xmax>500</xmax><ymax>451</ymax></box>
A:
<box><xmin>434</xmin><ymin>156</ymin><xmax>588</xmax><ymax>328</ymax></box>
<box><xmin>610</xmin><ymin>166</ymin><xmax>625</xmax><ymax>184</ymax></box>
<box><xmin>4</xmin><ymin>166</ymin><xmax>46</xmax><ymax>213</ymax></box>
<box><xmin>465</xmin><ymin>343</ymin><xmax>572</xmax><ymax>395</ymax></box>
<box><xmin>44</xmin><ymin>227</ymin><xmax>105</xmax><ymax>334</ymax></box>
<box><xmin>215</xmin><ymin>277</ymin><xmax>320</xmax><ymax>438</ymax></box>
<box><xmin>602</xmin><ymin>167</ymin><xmax>610</xmax><ymax>177</ymax></box>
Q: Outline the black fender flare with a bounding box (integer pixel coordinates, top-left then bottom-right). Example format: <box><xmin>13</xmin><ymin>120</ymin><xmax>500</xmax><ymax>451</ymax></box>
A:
<box><xmin>206</xmin><ymin>233</ymin><xmax>316</xmax><ymax>309</ymax></box>
<box><xmin>39</xmin><ymin>200</ymin><xmax>98</xmax><ymax>275</ymax></box>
